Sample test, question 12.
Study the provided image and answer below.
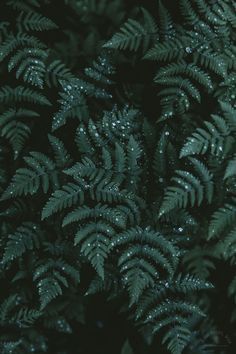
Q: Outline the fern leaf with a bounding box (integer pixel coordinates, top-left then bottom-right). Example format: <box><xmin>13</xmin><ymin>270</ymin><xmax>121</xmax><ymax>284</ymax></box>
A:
<box><xmin>12</xmin><ymin>307</ymin><xmax>41</xmax><ymax>327</ymax></box>
<box><xmin>208</xmin><ymin>203</ymin><xmax>236</xmax><ymax>239</ymax></box>
<box><xmin>34</xmin><ymin>259</ymin><xmax>80</xmax><ymax>309</ymax></box>
<box><xmin>2</xmin><ymin>222</ymin><xmax>42</xmax><ymax>264</ymax></box>
<box><xmin>48</xmin><ymin>134</ymin><xmax>72</xmax><ymax>169</ymax></box>
<box><xmin>104</xmin><ymin>19</ymin><xmax>150</xmax><ymax>52</ymax></box>
<box><xmin>159</xmin><ymin>169</ymin><xmax>208</xmax><ymax>216</ymax></box>
<box><xmin>162</xmin><ymin>325</ymin><xmax>191</xmax><ymax>354</ymax></box>
<box><xmin>52</xmin><ymin>80</ymin><xmax>88</xmax><ymax>131</ymax></box>
<box><xmin>0</xmin><ymin>86</ymin><xmax>51</xmax><ymax>105</ymax></box>
<box><xmin>112</xmin><ymin>226</ymin><xmax>179</xmax><ymax>303</ymax></box>
<box><xmin>42</xmin><ymin>183</ymin><xmax>85</xmax><ymax>219</ymax></box>
<box><xmin>8</xmin><ymin>48</ymin><xmax>48</xmax><ymax>88</ymax></box>
<box><xmin>224</xmin><ymin>155</ymin><xmax>236</xmax><ymax>179</ymax></box>
<box><xmin>0</xmin><ymin>32</ymin><xmax>45</xmax><ymax>62</ymax></box>
<box><xmin>189</xmin><ymin>158</ymin><xmax>213</xmax><ymax>203</ymax></box>
<box><xmin>1</xmin><ymin>152</ymin><xmax>59</xmax><ymax>200</ymax></box>
<box><xmin>158</xmin><ymin>0</ymin><xmax>174</xmax><ymax>39</ymax></box>
<box><xmin>62</xmin><ymin>204</ymin><xmax>127</xmax><ymax>229</ymax></box>
<box><xmin>180</xmin><ymin>114</ymin><xmax>231</xmax><ymax>158</ymax></box>
<box><xmin>144</xmin><ymin>36</ymin><xmax>191</xmax><ymax>61</ymax></box>
<box><xmin>0</xmin><ymin>108</ymin><xmax>39</xmax><ymax>159</ymax></box>
<box><xmin>46</xmin><ymin>59</ymin><xmax>74</xmax><ymax>87</ymax></box>
<box><xmin>74</xmin><ymin>222</ymin><xmax>114</xmax><ymax>279</ymax></box>
<box><xmin>17</xmin><ymin>11</ymin><xmax>58</xmax><ymax>31</ymax></box>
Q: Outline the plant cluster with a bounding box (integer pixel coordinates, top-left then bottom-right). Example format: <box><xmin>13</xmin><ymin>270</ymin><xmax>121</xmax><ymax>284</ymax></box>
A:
<box><xmin>0</xmin><ymin>1</ymin><xmax>235</xmax><ymax>353</ymax></box>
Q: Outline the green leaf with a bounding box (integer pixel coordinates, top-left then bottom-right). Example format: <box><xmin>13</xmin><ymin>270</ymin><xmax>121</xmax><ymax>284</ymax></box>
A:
<box><xmin>120</xmin><ymin>340</ymin><xmax>133</xmax><ymax>354</ymax></box>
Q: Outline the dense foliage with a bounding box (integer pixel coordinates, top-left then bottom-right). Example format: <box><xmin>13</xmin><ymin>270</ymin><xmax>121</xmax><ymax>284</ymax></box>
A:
<box><xmin>0</xmin><ymin>0</ymin><xmax>235</xmax><ymax>353</ymax></box>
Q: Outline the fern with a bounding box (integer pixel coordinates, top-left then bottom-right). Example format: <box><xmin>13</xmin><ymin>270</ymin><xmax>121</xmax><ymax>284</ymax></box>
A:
<box><xmin>34</xmin><ymin>259</ymin><xmax>80</xmax><ymax>309</ymax></box>
<box><xmin>224</xmin><ymin>154</ymin><xmax>236</xmax><ymax>179</ymax></box>
<box><xmin>0</xmin><ymin>295</ymin><xmax>18</xmax><ymax>324</ymax></box>
<box><xmin>0</xmin><ymin>108</ymin><xmax>39</xmax><ymax>159</ymax></box>
<box><xmin>48</xmin><ymin>134</ymin><xmax>72</xmax><ymax>169</ymax></box>
<box><xmin>8</xmin><ymin>47</ymin><xmax>48</xmax><ymax>88</ymax></box>
<box><xmin>158</xmin><ymin>0</ymin><xmax>174</xmax><ymax>40</ymax></box>
<box><xmin>135</xmin><ymin>274</ymin><xmax>212</xmax><ymax>325</ymax></box>
<box><xmin>7</xmin><ymin>0</ymin><xmax>40</xmax><ymax>12</ymax></box>
<box><xmin>111</xmin><ymin>226</ymin><xmax>179</xmax><ymax>304</ymax></box>
<box><xmin>180</xmin><ymin>111</ymin><xmax>233</xmax><ymax>158</ymax></box>
<box><xmin>1</xmin><ymin>151</ymin><xmax>59</xmax><ymax>200</ymax></box>
<box><xmin>2</xmin><ymin>222</ymin><xmax>43</xmax><ymax>264</ymax></box>
<box><xmin>65</xmin><ymin>136</ymin><xmax>142</xmax><ymax>188</ymax></box>
<box><xmin>183</xmin><ymin>246</ymin><xmax>216</xmax><ymax>279</ymax></box>
<box><xmin>62</xmin><ymin>204</ymin><xmax>127</xmax><ymax>229</ymax></box>
<box><xmin>208</xmin><ymin>202</ymin><xmax>236</xmax><ymax>239</ymax></box>
<box><xmin>0</xmin><ymin>0</ymin><xmax>234</xmax><ymax>352</ymax></box>
<box><xmin>42</xmin><ymin>183</ymin><xmax>85</xmax><ymax>219</ymax></box>
<box><xmin>0</xmin><ymin>32</ymin><xmax>45</xmax><ymax>63</ymax></box>
<box><xmin>74</xmin><ymin>222</ymin><xmax>113</xmax><ymax>279</ymax></box>
<box><xmin>104</xmin><ymin>11</ymin><xmax>157</xmax><ymax>52</ymax></box>
<box><xmin>17</xmin><ymin>11</ymin><xmax>58</xmax><ymax>32</ymax></box>
<box><xmin>12</xmin><ymin>307</ymin><xmax>42</xmax><ymax>327</ymax></box>
<box><xmin>159</xmin><ymin>159</ymin><xmax>213</xmax><ymax>216</ymax></box>
<box><xmin>46</xmin><ymin>59</ymin><xmax>74</xmax><ymax>87</ymax></box>
<box><xmin>75</xmin><ymin>107</ymin><xmax>140</xmax><ymax>154</ymax></box>
<box><xmin>0</xmin><ymin>85</ymin><xmax>51</xmax><ymax>105</ymax></box>
<box><xmin>52</xmin><ymin>78</ymin><xmax>90</xmax><ymax>132</ymax></box>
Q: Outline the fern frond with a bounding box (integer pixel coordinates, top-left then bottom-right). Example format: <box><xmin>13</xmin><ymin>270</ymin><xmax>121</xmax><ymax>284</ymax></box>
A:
<box><xmin>159</xmin><ymin>165</ymin><xmax>213</xmax><ymax>216</ymax></box>
<box><xmin>12</xmin><ymin>307</ymin><xmax>42</xmax><ymax>327</ymax></box>
<box><xmin>144</xmin><ymin>36</ymin><xmax>191</xmax><ymax>61</ymax></box>
<box><xmin>7</xmin><ymin>0</ymin><xmax>40</xmax><ymax>12</ymax></box>
<box><xmin>0</xmin><ymin>295</ymin><xmax>18</xmax><ymax>323</ymax></box>
<box><xmin>195</xmin><ymin>0</ymin><xmax>226</xmax><ymax>26</ymax></box>
<box><xmin>180</xmin><ymin>113</ymin><xmax>231</xmax><ymax>158</ymax></box>
<box><xmin>144</xmin><ymin>299</ymin><xmax>204</xmax><ymax>325</ymax></box>
<box><xmin>193</xmin><ymin>50</ymin><xmax>228</xmax><ymax>77</ymax></box>
<box><xmin>8</xmin><ymin>48</ymin><xmax>48</xmax><ymax>88</ymax></box>
<box><xmin>112</xmin><ymin>226</ymin><xmax>179</xmax><ymax>303</ymax></box>
<box><xmin>74</xmin><ymin>222</ymin><xmax>114</xmax><ymax>279</ymax></box>
<box><xmin>0</xmin><ymin>108</ymin><xmax>39</xmax><ymax>159</ymax></box>
<box><xmin>0</xmin><ymin>32</ymin><xmax>45</xmax><ymax>63</ymax></box>
<box><xmin>46</xmin><ymin>59</ymin><xmax>74</xmax><ymax>87</ymax></box>
<box><xmin>224</xmin><ymin>155</ymin><xmax>236</xmax><ymax>179</ymax></box>
<box><xmin>52</xmin><ymin>80</ymin><xmax>88</xmax><ymax>131</ymax></box>
<box><xmin>75</xmin><ymin>107</ymin><xmax>139</xmax><ymax>154</ymax></box>
<box><xmin>0</xmin><ymin>86</ymin><xmax>51</xmax><ymax>105</ymax></box>
<box><xmin>162</xmin><ymin>325</ymin><xmax>191</xmax><ymax>354</ymax></box>
<box><xmin>216</xmin><ymin>226</ymin><xmax>236</xmax><ymax>260</ymax></box>
<box><xmin>219</xmin><ymin>101</ymin><xmax>236</xmax><ymax>130</ymax></box>
<box><xmin>34</xmin><ymin>259</ymin><xmax>80</xmax><ymax>309</ymax></box>
<box><xmin>183</xmin><ymin>247</ymin><xmax>216</xmax><ymax>279</ymax></box>
<box><xmin>42</xmin><ymin>183</ymin><xmax>85</xmax><ymax>219</ymax></box>
<box><xmin>189</xmin><ymin>158</ymin><xmax>214</xmax><ymax>203</ymax></box>
<box><xmin>17</xmin><ymin>11</ymin><xmax>58</xmax><ymax>31</ymax></box>
<box><xmin>48</xmin><ymin>134</ymin><xmax>72</xmax><ymax>169</ymax></box>
<box><xmin>221</xmin><ymin>1</ymin><xmax>236</xmax><ymax>28</ymax></box>
<box><xmin>158</xmin><ymin>0</ymin><xmax>174</xmax><ymax>39</ymax></box>
<box><xmin>86</xmin><ymin>265</ymin><xmax>122</xmax><ymax>298</ymax></box>
<box><xmin>104</xmin><ymin>17</ymin><xmax>156</xmax><ymax>52</ymax></box>
<box><xmin>155</xmin><ymin>63</ymin><xmax>213</xmax><ymax>89</ymax></box>
<box><xmin>65</xmin><ymin>136</ymin><xmax>141</xmax><ymax>188</ymax></box>
<box><xmin>62</xmin><ymin>204</ymin><xmax>127</xmax><ymax>229</ymax></box>
<box><xmin>2</xmin><ymin>222</ymin><xmax>43</xmax><ymax>264</ymax></box>
<box><xmin>1</xmin><ymin>151</ymin><xmax>59</xmax><ymax>200</ymax></box>
<box><xmin>208</xmin><ymin>203</ymin><xmax>236</xmax><ymax>239</ymax></box>
<box><xmin>179</xmin><ymin>0</ymin><xmax>200</xmax><ymax>25</ymax></box>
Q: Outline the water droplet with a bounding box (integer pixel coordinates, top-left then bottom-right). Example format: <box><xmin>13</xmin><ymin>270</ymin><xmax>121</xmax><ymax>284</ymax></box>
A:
<box><xmin>185</xmin><ymin>47</ymin><xmax>192</xmax><ymax>54</ymax></box>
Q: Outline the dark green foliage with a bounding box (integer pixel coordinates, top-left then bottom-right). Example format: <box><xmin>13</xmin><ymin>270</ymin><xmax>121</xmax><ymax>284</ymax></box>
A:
<box><xmin>0</xmin><ymin>1</ymin><xmax>235</xmax><ymax>353</ymax></box>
